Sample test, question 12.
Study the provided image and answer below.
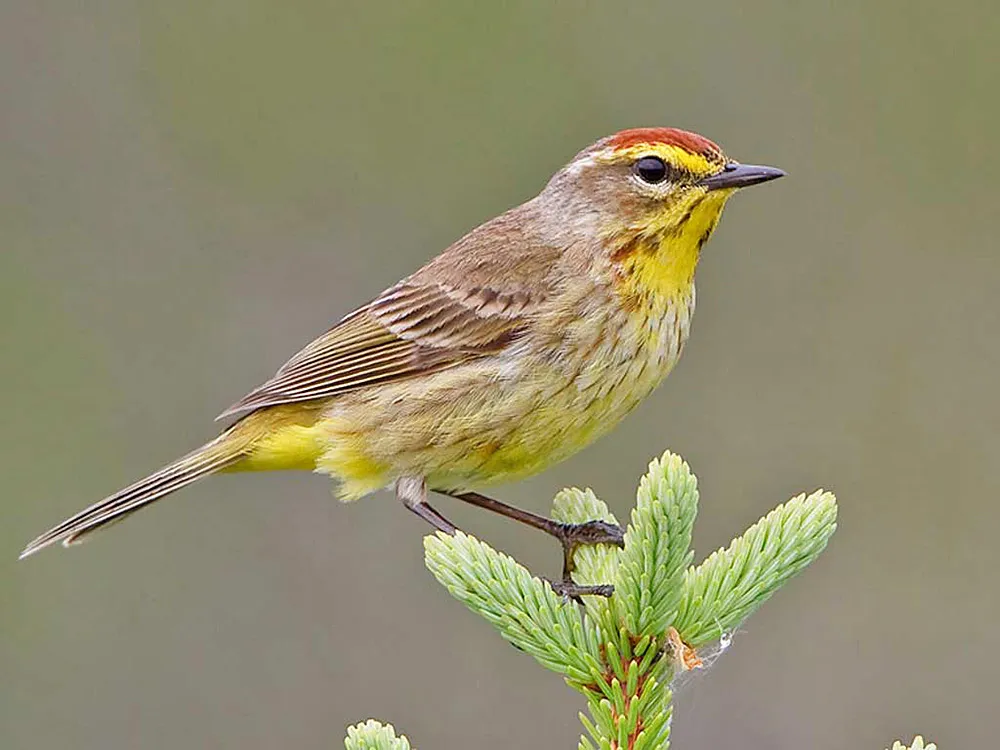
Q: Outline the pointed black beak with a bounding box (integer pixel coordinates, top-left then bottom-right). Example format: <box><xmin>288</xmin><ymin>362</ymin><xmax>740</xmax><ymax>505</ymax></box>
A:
<box><xmin>700</xmin><ymin>162</ymin><xmax>786</xmax><ymax>191</ymax></box>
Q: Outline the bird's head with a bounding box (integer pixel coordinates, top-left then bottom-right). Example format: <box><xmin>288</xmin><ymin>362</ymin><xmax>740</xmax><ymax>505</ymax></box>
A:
<box><xmin>537</xmin><ymin>127</ymin><xmax>784</xmax><ymax>298</ymax></box>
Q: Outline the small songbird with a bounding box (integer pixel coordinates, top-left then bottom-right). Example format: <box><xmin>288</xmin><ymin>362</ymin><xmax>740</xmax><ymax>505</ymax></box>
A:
<box><xmin>21</xmin><ymin>127</ymin><xmax>783</xmax><ymax>594</ymax></box>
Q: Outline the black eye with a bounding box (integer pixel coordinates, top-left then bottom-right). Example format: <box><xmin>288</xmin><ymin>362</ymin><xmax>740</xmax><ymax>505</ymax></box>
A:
<box><xmin>634</xmin><ymin>156</ymin><xmax>669</xmax><ymax>184</ymax></box>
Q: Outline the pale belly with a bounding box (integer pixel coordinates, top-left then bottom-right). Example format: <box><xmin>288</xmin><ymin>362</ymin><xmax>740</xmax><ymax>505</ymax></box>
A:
<box><xmin>314</xmin><ymin>295</ymin><xmax>693</xmax><ymax>500</ymax></box>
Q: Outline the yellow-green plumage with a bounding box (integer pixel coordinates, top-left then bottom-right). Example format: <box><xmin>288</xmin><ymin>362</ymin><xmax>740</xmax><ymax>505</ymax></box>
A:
<box><xmin>323</xmin><ymin>262</ymin><xmax>693</xmax><ymax>496</ymax></box>
<box><xmin>240</xmin><ymin>192</ymin><xmax>727</xmax><ymax>500</ymax></box>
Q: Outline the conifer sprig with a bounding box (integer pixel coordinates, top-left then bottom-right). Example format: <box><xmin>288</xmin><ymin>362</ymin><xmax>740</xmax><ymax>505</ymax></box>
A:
<box><xmin>350</xmin><ymin>451</ymin><xmax>844</xmax><ymax>749</ymax></box>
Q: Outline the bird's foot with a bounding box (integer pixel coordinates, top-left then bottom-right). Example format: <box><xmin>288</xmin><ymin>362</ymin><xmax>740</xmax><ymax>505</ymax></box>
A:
<box><xmin>551</xmin><ymin>519</ymin><xmax>625</xmax><ymax>578</ymax></box>
<box><xmin>542</xmin><ymin>520</ymin><xmax>624</xmax><ymax>601</ymax></box>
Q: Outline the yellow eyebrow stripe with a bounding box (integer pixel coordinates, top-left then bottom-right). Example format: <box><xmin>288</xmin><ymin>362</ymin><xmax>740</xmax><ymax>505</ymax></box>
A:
<box><xmin>594</xmin><ymin>144</ymin><xmax>722</xmax><ymax>178</ymax></box>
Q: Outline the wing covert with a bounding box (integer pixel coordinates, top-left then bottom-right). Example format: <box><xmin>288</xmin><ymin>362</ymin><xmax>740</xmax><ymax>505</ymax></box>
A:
<box><xmin>216</xmin><ymin>278</ymin><xmax>533</xmax><ymax>420</ymax></box>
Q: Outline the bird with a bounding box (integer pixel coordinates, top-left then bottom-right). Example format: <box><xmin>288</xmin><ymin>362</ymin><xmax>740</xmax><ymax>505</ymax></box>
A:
<box><xmin>21</xmin><ymin>127</ymin><xmax>784</xmax><ymax>595</ymax></box>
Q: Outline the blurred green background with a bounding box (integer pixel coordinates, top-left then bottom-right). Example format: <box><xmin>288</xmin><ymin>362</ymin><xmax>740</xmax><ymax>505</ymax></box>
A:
<box><xmin>2</xmin><ymin>1</ymin><xmax>997</xmax><ymax>748</ymax></box>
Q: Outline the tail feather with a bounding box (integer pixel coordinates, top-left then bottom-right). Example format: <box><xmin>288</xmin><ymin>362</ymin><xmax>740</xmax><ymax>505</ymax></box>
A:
<box><xmin>19</xmin><ymin>433</ymin><xmax>248</xmax><ymax>559</ymax></box>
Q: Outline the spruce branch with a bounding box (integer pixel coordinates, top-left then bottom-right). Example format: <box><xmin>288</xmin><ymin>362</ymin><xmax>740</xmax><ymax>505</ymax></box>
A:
<box><xmin>352</xmin><ymin>450</ymin><xmax>843</xmax><ymax>749</ymax></box>
<box><xmin>344</xmin><ymin>720</ymin><xmax>412</xmax><ymax>750</ymax></box>
<box><xmin>887</xmin><ymin>737</ymin><xmax>937</xmax><ymax>750</ymax></box>
<box><xmin>424</xmin><ymin>530</ymin><xmax>604</xmax><ymax>683</ymax></box>
<box><xmin>673</xmin><ymin>489</ymin><xmax>837</xmax><ymax>648</ymax></box>
<box><xmin>610</xmin><ymin>453</ymin><xmax>697</xmax><ymax>639</ymax></box>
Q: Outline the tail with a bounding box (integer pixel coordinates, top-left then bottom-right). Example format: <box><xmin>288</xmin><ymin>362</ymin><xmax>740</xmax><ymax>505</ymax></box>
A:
<box><xmin>19</xmin><ymin>429</ymin><xmax>252</xmax><ymax>559</ymax></box>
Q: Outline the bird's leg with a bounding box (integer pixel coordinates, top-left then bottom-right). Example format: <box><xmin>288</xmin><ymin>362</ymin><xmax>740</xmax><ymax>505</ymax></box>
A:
<box><xmin>439</xmin><ymin>489</ymin><xmax>623</xmax><ymax>599</ymax></box>
<box><xmin>396</xmin><ymin>477</ymin><xmax>457</xmax><ymax>535</ymax></box>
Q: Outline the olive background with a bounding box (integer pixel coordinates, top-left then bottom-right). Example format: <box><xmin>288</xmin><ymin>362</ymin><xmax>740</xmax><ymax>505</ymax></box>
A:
<box><xmin>2</xmin><ymin>2</ymin><xmax>997</xmax><ymax>748</ymax></box>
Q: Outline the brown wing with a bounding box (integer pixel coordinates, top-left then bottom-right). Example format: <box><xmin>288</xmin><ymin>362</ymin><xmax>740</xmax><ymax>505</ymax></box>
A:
<box><xmin>217</xmin><ymin>273</ymin><xmax>540</xmax><ymax>420</ymax></box>
<box><xmin>218</xmin><ymin>204</ymin><xmax>563</xmax><ymax>420</ymax></box>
